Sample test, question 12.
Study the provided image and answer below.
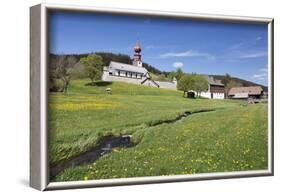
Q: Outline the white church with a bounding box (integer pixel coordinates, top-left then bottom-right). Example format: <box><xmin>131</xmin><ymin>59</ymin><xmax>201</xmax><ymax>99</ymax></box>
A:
<box><xmin>102</xmin><ymin>42</ymin><xmax>177</xmax><ymax>89</ymax></box>
<box><xmin>102</xmin><ymin>42</ymin><xmax>225</xmax><ymax>99</ymax></box>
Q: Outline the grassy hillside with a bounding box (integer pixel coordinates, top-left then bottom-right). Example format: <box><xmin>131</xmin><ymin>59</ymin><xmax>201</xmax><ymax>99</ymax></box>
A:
<box><xmin>48</xmin><ymin>79</ymin><xmax>268</xmax><ymax>181</ymax></box>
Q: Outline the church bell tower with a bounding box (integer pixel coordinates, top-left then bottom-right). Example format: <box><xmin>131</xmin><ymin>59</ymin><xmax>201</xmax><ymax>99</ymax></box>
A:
<box><xmin>133</xmin><ymin>41</ymin><xmax>142</xmax><ymax>67</ymax></box>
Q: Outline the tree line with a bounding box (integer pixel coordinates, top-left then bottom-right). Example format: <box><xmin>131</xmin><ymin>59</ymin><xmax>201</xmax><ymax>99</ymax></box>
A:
<box><xmin>49</xmin><ymin>54</ymin><xmax>104</xmax><ymax>93</ymax></box>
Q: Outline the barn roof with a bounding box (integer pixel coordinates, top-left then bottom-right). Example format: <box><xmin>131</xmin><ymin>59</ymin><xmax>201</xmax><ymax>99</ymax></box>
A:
<box><xmin>109</xmin><ymin>61</ymin><xmax>148</xmax><ymax>74</ymax></box>
<box><xmin>228</xmin><ymin>86</ymin><xmax>263</xmax><ymax>95</ymax></box>
<box><xmin>204</xmin><ymin>76</ymin><xmax>224</xmax><ymax>86</ymax></box>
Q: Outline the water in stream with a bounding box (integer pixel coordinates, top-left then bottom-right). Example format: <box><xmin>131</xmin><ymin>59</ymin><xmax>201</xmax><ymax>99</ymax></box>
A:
<box><xmin>50</xmin><ymin>135</ymin><xmax>133</xmax><ymax>179</ymax></box>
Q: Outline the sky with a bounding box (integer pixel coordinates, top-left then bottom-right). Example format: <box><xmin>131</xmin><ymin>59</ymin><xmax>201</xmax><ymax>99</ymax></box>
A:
<box><xmin>49</xmin><ymin>11</ymin><xmax>269</xmax><ymax>86</ymax></box>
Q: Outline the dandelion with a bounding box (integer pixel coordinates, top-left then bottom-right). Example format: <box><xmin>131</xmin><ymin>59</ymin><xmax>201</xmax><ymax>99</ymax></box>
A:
<box><xmin>49</xmin><ymin>101</ymin><xmax>119</xmax><ymax>111</ymax></box>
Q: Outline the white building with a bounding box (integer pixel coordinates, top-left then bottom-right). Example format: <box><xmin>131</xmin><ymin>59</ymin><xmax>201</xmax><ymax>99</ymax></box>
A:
<box><xmin>198</xmin><ymin>76</ymin><xmax>225</xmax><ymax>99</ymax></box>
<box><xmin>102</xmin><ymin>61</ymin><xmax>152</xmax><ymax>85</ymax></box>
<box><xmin>102</xmin><ymin>42</ymin><xmax>177</xmax><ymax>89</ymax></box>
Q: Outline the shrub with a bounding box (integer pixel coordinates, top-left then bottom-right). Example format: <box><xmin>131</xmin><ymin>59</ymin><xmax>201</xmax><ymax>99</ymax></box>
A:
<box><xmin>49</xmin><ymin>78</ymin><xmax>64</xmax><ymax>92</ymax></box>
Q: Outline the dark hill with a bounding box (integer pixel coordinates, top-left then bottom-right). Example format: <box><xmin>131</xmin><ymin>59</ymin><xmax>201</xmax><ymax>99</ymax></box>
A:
<box><xmin>211</xmin><ymin>75</ymin><xmax>268</xmax><ymax>92</ymax></box>
<box><xmin>49</xmin><ymin>52</ymin><xmax>162</xmax><ymax>75</ymax></box>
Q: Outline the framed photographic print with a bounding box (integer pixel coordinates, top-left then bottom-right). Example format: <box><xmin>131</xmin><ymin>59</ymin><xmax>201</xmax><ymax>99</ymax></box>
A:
<box><xmin>30</xmin><ymin>3</ymin><xmax>274</xmax><ymax>191</ymax></box>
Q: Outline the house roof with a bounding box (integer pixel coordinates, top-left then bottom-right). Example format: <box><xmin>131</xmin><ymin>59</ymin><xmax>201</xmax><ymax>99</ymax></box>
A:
<box><xmin>109</xmin><ymin>61</ymin><xmax>148</xmax><ymax>74</ymax></box>
<box><xmin>204</xmin><ymin>76</ymin><xmax>224</xmax><ymax>86</ymax></box>
<box><xmin>228</xmin><ymin>86</ymin><xmax>263</xmax><ymax>95</ymax></box>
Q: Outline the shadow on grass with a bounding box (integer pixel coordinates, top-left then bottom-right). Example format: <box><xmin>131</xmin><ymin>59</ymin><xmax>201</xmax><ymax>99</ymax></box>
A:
<box><xmin>85</xmin><ymin>81</ymin><xmax>113</xmax><ymax>87</ymax></box>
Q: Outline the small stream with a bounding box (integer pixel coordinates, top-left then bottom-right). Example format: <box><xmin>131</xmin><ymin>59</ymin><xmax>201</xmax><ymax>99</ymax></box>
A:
<box><xmin>50</xmin><ymin>135</ymin><xmax>133</xmax><ymax>179</ymax></box>
<box><xmin>147</xmin><ymin>109</ymin><xmax>216</xmax><ymax>126</ymax></box>
<box><xmin>50</xmin><ymin>109</ymin><xmax>215</xmax><ymax>180</ymax></box>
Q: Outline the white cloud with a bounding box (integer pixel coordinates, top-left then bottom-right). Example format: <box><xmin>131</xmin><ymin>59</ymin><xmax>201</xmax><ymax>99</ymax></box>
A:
<box><xmin>253</xmin><ymin>73</ymin><xmax>267</xmax><ymax>80</ymax></box>
<box><xmin>160</xmin><ymin>50</ymin><xmax>215</xmax><ymax>60</ymax></box>
<box><xmin>259</xmin><ymin>68</ymin><xmax>268</xmax><ymax>72</ymax></box>
<box><xmin>172</xmin><ymin>62</ymin><xmax>184</xmax><ymax>68</ymax></box>
<box><xmin>229</xmin><ymin>43</ymin><xmax>243</xmax><ymax>50</ymax></box>
<box><xmin>252</xmin><ymin>65</ymin><xmax>268</xmax><ymax>80</ymax></box>
<box><xmin>256</xmin><ymin>36</ymin><xmax>262</xmax><ymax>41</ymax></box>
<box><xmin>240</xmin><ymin>51</ymin><xmax>268</xmax><ymax>58</ymax></box>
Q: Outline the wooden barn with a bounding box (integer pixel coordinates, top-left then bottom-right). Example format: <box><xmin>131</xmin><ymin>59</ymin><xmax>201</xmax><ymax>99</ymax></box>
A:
<box><xmin>199</xmin><ymin>76</ymin><xmax>225</xmax><ymax>99</ymax></box>
<box><xmin>228</xmin><ymin>86</ymin><xmax>263</xmax><ymax>99</ymax></box>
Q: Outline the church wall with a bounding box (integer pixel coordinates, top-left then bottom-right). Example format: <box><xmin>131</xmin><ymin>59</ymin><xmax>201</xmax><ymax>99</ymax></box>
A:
<box><xmin>155</xmin><ymin>81</ymin><xmax>177</xmax><ymax>90</ymax></box>
<box><xmin>102</xmin><ymin>71</ymin><xmax>178</xmax><ymax>90</ymax></box>
<box><xmin>102</xmin><ymin>71</ymin><xmax>144</xmax><ymax>85</ymax></box>
<box><xmin>120</xmin><ymin>71</ymin><xmax>126</xmax><ymax>77</ymax></box>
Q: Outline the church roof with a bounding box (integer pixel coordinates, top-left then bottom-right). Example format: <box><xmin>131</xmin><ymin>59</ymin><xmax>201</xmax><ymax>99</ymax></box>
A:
<box><xmin>109</xmin><ymin>61</ymin><xmax>148</xmax><ymax>74</ymax></box>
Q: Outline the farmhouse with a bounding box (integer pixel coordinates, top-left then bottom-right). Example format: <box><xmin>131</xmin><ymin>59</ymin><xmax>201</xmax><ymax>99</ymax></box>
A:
<box><xmin>102</xmin><ymin>42</ymin><xmax>177</xmax><ymax>89</ymax></box>
<box><xmin>198</xmin><ymin>76</ymin><xmax>225</xmax><ymax>99</ymax></box>
<box><xmin>228</xmin><ymin>86</ymin><xmax>263</xmax><ymax>99</ymax></box>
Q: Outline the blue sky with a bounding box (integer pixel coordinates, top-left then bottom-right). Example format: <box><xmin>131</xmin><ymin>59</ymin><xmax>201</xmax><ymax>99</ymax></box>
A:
<box><xmin>49</xmin><ymin>11</ymin><xmax>269</xmax><ymax>86</ymax></box>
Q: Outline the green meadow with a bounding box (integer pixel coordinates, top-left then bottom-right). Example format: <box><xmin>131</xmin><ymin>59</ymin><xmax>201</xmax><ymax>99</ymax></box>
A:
<box><xmin>49</xmin><ymin>79</ymin><xmax>268</xmax><ymax>181</ymax></box>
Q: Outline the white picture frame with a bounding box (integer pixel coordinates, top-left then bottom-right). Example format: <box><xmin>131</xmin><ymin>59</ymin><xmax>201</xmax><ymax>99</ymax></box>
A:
<box><xmin>30</xmin><ymin>3</ymin><xmax>274</xmax><ymax>191</ymax></box>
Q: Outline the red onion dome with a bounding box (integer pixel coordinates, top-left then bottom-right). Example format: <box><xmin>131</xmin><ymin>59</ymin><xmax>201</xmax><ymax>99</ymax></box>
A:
<box><xmin>134</xmin><ymin>42</ymin><xmax>141</xmax><ymax>53</ymax></box>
